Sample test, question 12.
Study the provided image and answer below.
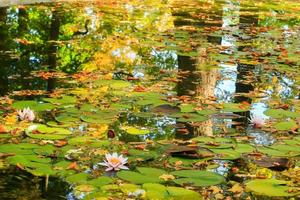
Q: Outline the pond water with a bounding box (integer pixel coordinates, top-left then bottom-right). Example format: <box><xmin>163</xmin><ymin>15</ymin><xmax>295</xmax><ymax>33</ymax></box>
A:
<box><xmin>0</xmin><ymin>0</ymin><xmax>300</xmax><ymax>199</ymax></box>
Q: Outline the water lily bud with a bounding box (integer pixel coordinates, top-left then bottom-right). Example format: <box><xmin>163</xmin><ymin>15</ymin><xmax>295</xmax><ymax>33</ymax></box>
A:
<box><xmin>107</xmin><ymin>129</ymin><xmax>116</xmax><ymax>138</ymax></box>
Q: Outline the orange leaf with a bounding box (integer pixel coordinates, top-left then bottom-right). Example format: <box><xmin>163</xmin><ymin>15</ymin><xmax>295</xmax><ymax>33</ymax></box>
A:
<box><xmin>67</xmin><ymin>162</ymin><xmax>78</xmax><ymax>170</ymax></box>
<box><xmin>55</xmin><ymin>140</ymin><xmax>68</xmax><ymax>147</ymax></box>
<box><xmin>0</xmin><ymin>124</ymin><xmax>7</xmax><ymax>133</ymax></box>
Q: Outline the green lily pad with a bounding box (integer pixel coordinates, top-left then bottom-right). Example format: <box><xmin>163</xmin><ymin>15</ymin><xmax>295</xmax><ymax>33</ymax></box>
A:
<box><xmin>274</xmin><ymin>120</ymin><xmax>297</xmax><ymax>131</ymax></box>
<box><xmin>222</xmin><ymin>103</ymin><xmax>250</xmax><ymax>112</ymax></box>
<box><xmin>167</xmin><ymin>186</ymin><xmax>202</xmax><ymax>199</ymax></box>
<box><xmin>212</xmin><ymin>149</ymin><xmax>241</xmax><ymax>160</ymax></box>
<box><xmin>12</xmin><ymin>101</ymin><xmax>55</xmax><ymax>111</ymax></box>
<box><xmin>171</xmin><ymin>170</ymin><xmax>225</xmax><ymax>187</ymax></box>
<box><xmin>43</xmin><ymin>96</ymin><xmax>77</xmax><ymax>105</ymax></box>
<box><xmin>117</xmin><ymin>167</ymin><xmax>166</xmax><ymax>184</ymax></box>
<box><xmin>143</xmin><ymin>183</ymin><xmax>168</xmax><ymax>199</ymax></box>
<box><xmin>173</xmin><ymin>113</ymin><xmax>208</xmax><ymax>122</ymax></box>
<box><xmin>246</xmin><ymin>179</ymin><xmax>297</xmax><ymax>197</ymax></box>
<box><xmin>87</xmin><ymin>176</ymin><xmax>113</xmax><ymax>188</ymax></box>
<box><xmin>25</xmin><ymin>124</ymin><xmax>71</xmax><ymax>140</ymax></box>
<box><xmin>66</xmin><ymin>173</ymin><xmax>89</xmax><ymax>184</ymax></box>
<box><xmin>264</xmin><ymin>109</ymin><xmax>300</xmax><ymax>119</ymax></box>
<box><xmin>95</xmin><ymin>80</ymin><xmax>131</xmax><ymax>90</ymax></box>
<box><xmin>122</xmin><ymin>126</ymin><xmax>150</xmax><ymax>135</ymax></box>
<box><xmin>128</xmin><ymin>149</ymin><xmax>158</xmax><ymax>161</ymax></box>
<box><xmin>179</xmin><ymin>104</ymin><xmax>195</xmax><ymax>113</ymax></box>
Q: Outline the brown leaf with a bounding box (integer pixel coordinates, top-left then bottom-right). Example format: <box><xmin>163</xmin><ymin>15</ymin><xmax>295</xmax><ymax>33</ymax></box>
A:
<box><xmin>54</xmin><ymin>140</ymin><xmax>68</xmax><ymax>147</ymax></box>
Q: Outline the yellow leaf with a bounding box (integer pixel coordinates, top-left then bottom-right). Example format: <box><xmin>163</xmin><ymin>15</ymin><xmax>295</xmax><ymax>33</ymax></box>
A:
<box><xmin>229</xmin><ymin>183</ymin><xmax>244</xmax><ymax>194</ymax></box>
<box><xmin>4</xmin><ymin>114</ymin><xmax>17</xmax><ymax>126</ymax></box>
<box><xmin>159</xmin><ymin>174</ymin><xmax>175</xmax><ymax>181</ymax></box>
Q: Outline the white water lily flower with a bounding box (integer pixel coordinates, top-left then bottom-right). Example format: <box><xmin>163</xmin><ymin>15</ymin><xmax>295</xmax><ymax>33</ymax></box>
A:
<box><xmin>128</xmin><ymin>189</ymin><xmax>145</xmax><ymax>198</ymax></box>
<box><xmin>17</xmin><ymin>107</ymin><xmax>35</xmax><ymax>122</ymax></box>
<box><xmin>98</xmin><ymin>153</ymin><xmax>128</xmax><ymax>171</ymax></box>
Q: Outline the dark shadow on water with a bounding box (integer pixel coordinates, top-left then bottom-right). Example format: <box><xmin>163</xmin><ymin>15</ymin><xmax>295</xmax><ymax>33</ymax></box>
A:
<box><xmin>0</xmin><ymin>168</ymin><xmax>70</xmax><ymax>200</ymax></box>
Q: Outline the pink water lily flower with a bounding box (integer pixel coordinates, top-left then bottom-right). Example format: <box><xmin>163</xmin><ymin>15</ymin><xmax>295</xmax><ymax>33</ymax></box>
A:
<box><xmin>249</xmin><ymin>115</ymin><xmax>265</xmax><ymax>128</ymax></box>
<box><xmin>17</xmin><ymin>107</ymin><xmax>35</xmax><ymax>122</ymax></box>
<box><xmin>99</xmin><ymin>153</ymin><xmax>129</xmax><ymax>171</ymax></box>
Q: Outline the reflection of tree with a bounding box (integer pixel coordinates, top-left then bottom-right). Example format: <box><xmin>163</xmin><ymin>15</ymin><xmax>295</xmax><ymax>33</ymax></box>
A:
<box><xmin>173</xmin><ymin>1</ymin><xmax>222</xmax><ymax>138</ymax></box>
<box><xmin>233</xmin><ymin>8</ymin><xmax>258</xmax><ymax>125</ymax></box>
<box><xmin>0</xmin><ymin>7</ymin><xmax>9</xmax><ymax>95</ymax></box>
<box><xmin>47</xmin><ymin>9</ymin><xmax>61</xmax><ymax>91</ymax></box>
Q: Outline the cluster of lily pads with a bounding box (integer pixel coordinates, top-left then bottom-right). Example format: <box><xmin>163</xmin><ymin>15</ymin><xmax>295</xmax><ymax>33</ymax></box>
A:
<box><xmin>1</xmin><ymin>0</ymin><xmax>300</xmax><ymax>199</ymax></box>
<box><xmin>0</xmin><ymin>74</ymin><xmax>299</xmax><ymax>199</ymax></box>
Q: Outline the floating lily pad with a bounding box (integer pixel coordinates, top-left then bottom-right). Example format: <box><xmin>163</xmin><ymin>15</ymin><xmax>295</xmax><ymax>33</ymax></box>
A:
<box><xmin>171</xmin><ymin>170</ymin><xmax>225</xmax><ymax>187</ymax></box>
<box><xmin>66</xmin><ymin>173</ymin><xmax>89</xmax><ymax>184</ymax></box>
<box><xmin>87</xmin><ymin>177</ymin><xmax>113</xmax><ymax>188</ymax></box>
<box><xmin>122</xmin><ymin>126</ymin><xmax>150</xmax><ymax>135</ymax></box>
<box><xmin>43</xmin><ymin>96</ymin><xmax>77</xmax><ymax>106</ymax></box>
<box><xmin>143</xmin><ymin>183</ymin><xmax>168</xmax><ymax>199</ymax></box>
<box><xmin>25</xmin><ymin>124</ymin><xmax>71</xmax><ymax>140</ymax></box>
<box><xmin>117</xmin><ymin>167</ymin><xmax>166</xmax><ymax>184</ymax></box>
<box><xmin>246</xmin><ymin>179</ymin><xmax>297</xmax><ymax>197</ymax></box>
<box><xmin>173</xmin><ymin>113</ymin><xmax>208</xmax><ymax>122</ymax></box>
<box><xmin>179</xmin><ymin>104</ymin><xmax>195</xmax><ymax>113</ymax></box>
<box><xmin>128</xmin><ymin>149</ymin><xmax>158</xmax><ymax>161</ymax></box>
<box><xmin>264</xmin><ymin>109</ymin><xmax>300</xmax><ymax>119</ymax></box>
<box><xmin>12</xmin><ymin>101</ymin><xmax>55</xmax><ymax>111</ymax></box>
<box><xmin>212</xmin><ymin>149</ymin><xmax>241</xmax><ymax>160</ymax></box>
<box><xmin>95</xmin><ymin>80</ymin><xmax>131</xmax><ymax>90</ymax></box>
<box><xmin>222</xmin><ymin>103</ymin><xmax>250</xmax><ymax>112</ymax></box>
<box><xmin>0</xmin><ymin>143</ymin><xmax>39</xmax><ymax>155</ymax></box>
<box><xmin>167</xmin><ymin>186</ymin><xmax>202</xmax><ymax>199</ymax></box>
<box><xmin>274</xmin><ymin>120</ymin><xmax>297</xmax><ymax>131</ymax></box>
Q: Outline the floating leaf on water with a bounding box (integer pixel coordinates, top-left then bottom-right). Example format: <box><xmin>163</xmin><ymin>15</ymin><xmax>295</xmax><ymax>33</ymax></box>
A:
<box><xmin>75</xmin><ymin>184</ymin><xmax>95</xmax><ymax>192</ymax></box>
<box><xmin>258</xmin><ymin>147</ymin><xmax>290</xmax><ymax>157</ymax></box>
<box><xmin>171</xmin><ymin>170</ymin><xmax>225</xmax><ymax>187</ymax></box>
<box><xmin>55</xmin><ymin>115</ymin><xmax>79</xmax><ymax>124</ymax></box>
<box><xmin>117</xmin><ymin>167</ymin><xmax>166</xmax><ymax>184</ymax></box>
<box><xmin>179</xmin><ymin>104</ymin><xmax>195</xmax><ymax>113</ymax></box>
<box><xmin>167</xmin><ymin>186</ymin><xmax>202</xmax><ymax>199</ymax></box>
<box><xmin>12</xmin><ymin>101</ymin><xmax>55</xmax><ymax>111</ymax></box>
<box><xmin>264</xmin><ymin>109</ymin><xmax>300</xmax><ymax>119</ymax></box>
<box><xmin>33</xmin><ymin>145</ymin><xmax>56</xmax><ymax>156</ymax></box>
<box><xmin>0</xmin><ymin>143</ymin><xmax>38</xmax><ymax>155</ymax></box>
<box><xmin>151</xmin><ymin>104</ymin><xmax>180</xmax><ymax>114</ymax></box>
<box><xmin>87</xmin><ymin>176</ymin><xmax>113</xmax><ymax>188</ymax></box>
<box><xmin>212</xmin><ymin>149</ymin><xmax>241</xmax><ymax>160</ymax></box>
<box><xmin>119</xmin><ymin>183</ymin><xmax>140</xmax><ymax>194</ymax></box>
<box><xmin>27</xmin><ymin>165</ymin><xmax>57</xmax><ymax>176</ymax></box>
<box><xmin>245</xmin><ymin>179</ymin><xmax>297</xmax><ymax>197</ymax></box>
<box><xmin>43</xmin><ymin>96</ymin><xmax>77</xmax><ymax>105</ymax></box>
<box><xmin>66</xmin><ymin>173</ymin><xmax>89</xmax><ymax>184</ymax></box>
<box><xmin>128</xmin><ymin>149</ymin><xmax>158</xmax><ymax>161</ymax></box>
<box><xmin>122</xmin><ymin>126</ymin><xmax>150</xmax><ymax>135</ymax></box>
<box><xmin>173</xmin><ymin>113</ymin><xmax>208</xmax><ymax>122</ymax></box>
<box><xmin>25</xmin><ymin>124</ymin><xmax>71</xmax><ymax>140</ymax></box>
<box><xmin>47</xmin><ymin>121</ymin><xmax>72</xmax><ymax>128</ymax></box>
<box><xmin>234</xmin><ymin>143</ymin><xmax>255</xmax><ymax>153</ymax></box>
<box><xmin>196</xmin><ymin>110</ymin><xmax>218</xmax><ymax>115</ymax></box>
<box><xmin>221</xmin><ymin>103</ymin><xmax>250</xmax><ymax>112</ymax></box>
<box><xmin>274</xmin><ymin>120</ymin><xmax>298</xmax><ymax>131</ymax></box>
<box><xmin>142</xmin><ymin>183</ymin><xmax>168</xmax><ymax>199</ymax></box>
<box><xmin>95</xmin><ymin>80</ymin><xmax>131</xmax><ymax>90</ymax></box>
